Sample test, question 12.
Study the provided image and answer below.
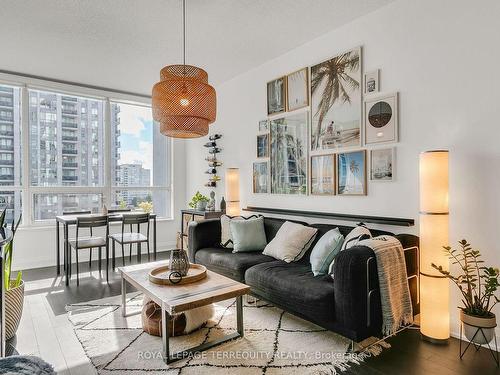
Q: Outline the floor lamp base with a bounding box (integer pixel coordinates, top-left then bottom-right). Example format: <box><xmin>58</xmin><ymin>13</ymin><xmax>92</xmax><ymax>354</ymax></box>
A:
<box><xmin>421</xmin><ymin>333</ymin><xmax>449</xmax><ymax>344</ymax></box>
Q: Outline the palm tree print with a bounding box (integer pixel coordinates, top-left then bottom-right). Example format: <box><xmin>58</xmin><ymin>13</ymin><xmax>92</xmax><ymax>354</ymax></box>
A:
<box><xmin>311</xmin><ymin>49</ymin><xmax>360</xmax><ymax>149</ymax></box>
<box><xmin>349</xmin><ymin>160</ymin><xmax>359</xmax><ymax>175</ymax></box>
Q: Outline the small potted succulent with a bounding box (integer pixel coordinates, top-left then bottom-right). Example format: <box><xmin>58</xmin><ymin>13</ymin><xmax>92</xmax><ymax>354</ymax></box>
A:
<box><xmin>432</xmin><ymin>240</ymin><xmax>499</xmax><ymax>345</ymax></box>
<box><xmin>188</xmin><ymin>191</ymin><xmax>209</xmax><ymax>211</ymax></box>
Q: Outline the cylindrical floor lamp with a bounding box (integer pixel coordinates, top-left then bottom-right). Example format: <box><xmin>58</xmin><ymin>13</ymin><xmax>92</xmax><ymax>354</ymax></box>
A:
<box><xmin>225</xmin><ymin>168</ymin><xmax>240</xmax><ymax>216</ymax></box>
<box><xmin>419</xmin><ymin>150</ymin><xmax>450</xmax><ymax>343</ymax></box>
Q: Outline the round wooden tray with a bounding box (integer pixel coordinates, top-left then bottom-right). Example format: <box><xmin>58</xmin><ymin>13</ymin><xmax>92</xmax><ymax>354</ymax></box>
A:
<box><xmin>148</xmin><ymin>263</ymin><xmax>207</xmax><ymax>285</ymax></box>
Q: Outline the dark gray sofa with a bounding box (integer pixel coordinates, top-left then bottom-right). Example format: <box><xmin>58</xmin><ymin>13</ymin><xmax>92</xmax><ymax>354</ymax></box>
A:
<box><xmin>188</xmin><ymin>216</ymin><xmax>419</xmax><ymax>342</ymax></box>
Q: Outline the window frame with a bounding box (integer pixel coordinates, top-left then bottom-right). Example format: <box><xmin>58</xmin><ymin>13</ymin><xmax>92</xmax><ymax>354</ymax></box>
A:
<box><xmin>0</xmin><ymin>72</ymin><xmax>172</xmax><ymax>227</ymax></box>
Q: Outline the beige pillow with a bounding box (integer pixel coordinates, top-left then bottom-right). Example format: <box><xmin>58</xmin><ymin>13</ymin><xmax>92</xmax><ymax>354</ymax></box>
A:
<box><xmin>263</xmin><ymin>221</ymin><xmax>318</xmax><ymax>263</ymax></box>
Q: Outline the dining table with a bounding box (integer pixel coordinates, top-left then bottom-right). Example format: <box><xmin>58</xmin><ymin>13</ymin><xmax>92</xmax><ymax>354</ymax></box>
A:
<box><xmin>55</xmin><ymin>212</ymin><xmax>157</xmax><ymax>286</ymax></box>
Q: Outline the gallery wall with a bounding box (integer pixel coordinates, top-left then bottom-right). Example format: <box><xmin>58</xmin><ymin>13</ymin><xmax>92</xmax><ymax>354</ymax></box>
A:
<box><xmin>186</xmin><ymin>0</ymin><xmax>500</xmax><ymax>341</ymax></box>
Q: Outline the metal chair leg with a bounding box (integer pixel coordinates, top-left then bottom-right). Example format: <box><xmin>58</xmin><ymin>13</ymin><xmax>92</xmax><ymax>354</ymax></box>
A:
<box><xmin>89</xmin><ymin>248</ymin><xmax>92</xmax><ymax>268</ymax></box>
<box><xmin>98</xmin><ymin>247</ymin><xmax>102</xmax><ymax>273</ymax></box>
<box><xmin>106</xmin><ymin>243</ymin><xmax>109</xmax><ymax>283</ymax></box>
<box><xmin>121</xmin><ymin>242</ymin><xmax>125</xmax><ymax>267</ymax></box>
<box><xmin>137</xmin><ymin>242</ymin><xmax>142</xmax><ymax>263</ymax></box>
<box><xmin>112</xmin><ymin>240</ymin><xmax>116</xmax><ymax>270</ymax></box>
<box><xmin>147</xmin><ymin>240</ymin><xmax>150</xmax><ymax>261</ymax></box>
<box><xmin>75</xmin><ymin>249</ymin><xmax>79</xmax><ymax>286</ymax></box>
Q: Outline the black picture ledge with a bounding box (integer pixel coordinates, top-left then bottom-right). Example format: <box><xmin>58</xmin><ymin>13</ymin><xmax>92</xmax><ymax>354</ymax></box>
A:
<box><xmin>243</xmin><ymin>206</ymin><xmax>415</xmax><ymax>227</ymax></box>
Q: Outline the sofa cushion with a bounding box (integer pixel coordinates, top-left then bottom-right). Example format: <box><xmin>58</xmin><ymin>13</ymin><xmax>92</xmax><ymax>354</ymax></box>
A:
<box><xmin>245</xmin><ymin>261</ymin><xmax>335</xmax><ymax>324</ymax></box>
<box><xmin>263</xmin><ymin>217</ymin><xmax>308</xmax><ymax>244</ymax></box>
<box><xmin>263</xmin><ymin>221</ymin><xmax>318</xmax><ymax>262</ymax></box>
<box><xmin>194</xmin><ymin>247</ymin><xmax>275</xmax><ymax>281</ymax></box>
<box><xmin>220</xmin><ymin>214</ymin><xmax>261</xmax><ymax>248</ymax></box>
<box><xmin>310</xmin><ymin>228</ymin><xmax>344</xmax><ymax>276</ymax></box>
<box><xmin>230</xmin><ymin>216</ymin><xmax>267</xmax><ymax>252</ymax></box>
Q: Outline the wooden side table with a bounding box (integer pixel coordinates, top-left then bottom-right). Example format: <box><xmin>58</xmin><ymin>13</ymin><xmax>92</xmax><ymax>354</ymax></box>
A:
<box><xmin>180</xmin><ymin>209</ymin><xmax>223</xmax><ymax>250</ymax></box>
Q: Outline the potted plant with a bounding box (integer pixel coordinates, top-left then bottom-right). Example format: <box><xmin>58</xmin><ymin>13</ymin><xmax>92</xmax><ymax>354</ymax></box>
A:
<box><xmin>188</xmin><ymin>191</ymin><xmax>209</xmax><ymax>211</ymax></box>
<box><xmin>432</xmin><ymin>239</ymin><xmax>499</xmax><ymax>345</ymax></box>
<box><xmin>2</xmin><ymin>211</ymin><xmax>23</xmax><ymax>340</ymax></box>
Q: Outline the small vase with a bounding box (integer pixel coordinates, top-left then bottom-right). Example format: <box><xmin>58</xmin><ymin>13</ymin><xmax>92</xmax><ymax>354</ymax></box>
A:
<box><xmin>5</xmin><ymin>280</ymin><xmax>24</xmax><ymax>340</ymax></box>
<box><xmin>169</xmin><ymin>249</ymin><xmax>190</xmax><ymax>277</ymax></box>
<box><xmin>460</xmin><ymin>309</ymin><xmax>496</xmax><ymax>345</ymax></box>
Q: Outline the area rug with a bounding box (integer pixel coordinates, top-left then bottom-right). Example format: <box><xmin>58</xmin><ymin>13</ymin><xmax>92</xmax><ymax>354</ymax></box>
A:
<box><xmin>67</xmin><ymin>293</ymin><xmax>389</xmax><ymax>374</ymax></box>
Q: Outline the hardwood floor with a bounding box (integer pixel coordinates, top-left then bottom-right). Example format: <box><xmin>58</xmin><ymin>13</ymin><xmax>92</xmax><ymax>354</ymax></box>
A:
<box><xmin>12</xmin><ymin>254</ymin><xmax>500</xmax><ymax>374</ymax></box>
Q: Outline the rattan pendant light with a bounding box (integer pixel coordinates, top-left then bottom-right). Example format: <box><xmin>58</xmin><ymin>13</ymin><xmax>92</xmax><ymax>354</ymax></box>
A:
<box><xmin>152</xmin><ymin>0</ymin><xmax>216</xmax><ymax>138</ymax></box>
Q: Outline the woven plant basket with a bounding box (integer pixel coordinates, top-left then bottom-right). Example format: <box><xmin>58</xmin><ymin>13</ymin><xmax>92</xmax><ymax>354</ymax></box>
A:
<box><xmin>5</xmin><ymin>280</ymin><xmax>24</xmax><ymax>340</ymax></box>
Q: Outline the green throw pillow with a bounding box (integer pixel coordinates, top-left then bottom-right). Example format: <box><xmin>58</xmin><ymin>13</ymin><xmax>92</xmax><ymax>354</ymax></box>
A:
<box><xmin>230</xmin><ymin>216</ymin><xmax>267</xmax><ymax>252</ymax></box>
<box><xmin>309</xmin><ymin>228</ymin><xmax>344</xmax><ymax>276</ymax></box>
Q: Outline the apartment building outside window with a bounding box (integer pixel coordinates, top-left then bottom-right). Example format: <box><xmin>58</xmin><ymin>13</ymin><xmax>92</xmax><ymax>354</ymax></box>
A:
<box><xmin>0</xmin><ymin>80</ymin><xmax>172</xmax><ymax>225</ymax></box>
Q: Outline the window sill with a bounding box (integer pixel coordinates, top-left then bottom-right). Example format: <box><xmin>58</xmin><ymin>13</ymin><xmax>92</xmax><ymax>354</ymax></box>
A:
<box><xmin>17</xmin><ymin>216</ymin><xmax>175</xmax><ymax>231</ymax></box>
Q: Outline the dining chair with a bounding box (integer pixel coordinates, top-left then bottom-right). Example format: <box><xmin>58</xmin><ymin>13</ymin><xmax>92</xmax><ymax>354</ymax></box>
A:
<box><xmin>109</xmin><ymin>212</ymin><xmax>150</xmax><ymax>269</ymax></box>
<box><xmin>68</xmin><ymin>215</ymin><xmax>109</xmax><ymax>285</ymax></box>
<box><xmin>62</xmin><ymin>210</ymin><xmax>92</xmax><ymax>272</ymax></box>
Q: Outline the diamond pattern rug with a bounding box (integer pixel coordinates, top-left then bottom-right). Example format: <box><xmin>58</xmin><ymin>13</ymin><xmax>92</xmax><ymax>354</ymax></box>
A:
<box><xmin>67</xmin><ymin>293</ymin><xmax>388</xmax><ymax>374</ymax></box>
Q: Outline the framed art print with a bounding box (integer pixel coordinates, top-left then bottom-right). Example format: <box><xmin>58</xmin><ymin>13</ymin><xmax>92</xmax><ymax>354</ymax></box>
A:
<box><xmin>258</xmin><ymin>119</ymin><xmax>269</xmax><ymax>132</ymax></box>
<box><xmin>270</xmin><ymin>112</ymin><xmax>308</xmax><ymax>195</ymax></box>
<box><xmin>310</xmin><ymin>154</ymin><xmax>335</xmax><ymax>195</ymax></box>
<box><xmin>364</xmin><ymin>92</ymin><xmax>398</xmax><ymax>145</ymax></box>
<box><xmin>364</xmin><ymin>69</ymin><xmax>380</xmax><ymax>94</ymax></box>
<box><xmin>311</xmin><ymin>47</ymin><xmax>362</xmax><ymax>151</ymax></box>
<box><xmin>267</xmin><ymin>76</ymin><xmax>286</xmax><ymax>115</ymax></box>
<box><xmin>336</xmin><ymin>150</ymin><xmax>366</xmax><ymax>195</ymax></box>
<box><xmin>287</xmin><ymin>68</ymin><xmax>309</xmax><ymax>111</ymax></box>
<box><xmin>257</xmin><ymin>134</ymin><xmax>269</xmax><ymax>158</ymax></box>
<box><xmin>370</xmin><ymin>148</ymin><xmax>395</xmax><ymax>181</ymax></box>
<box><xmin>253</xmin><ymin>162</ymin><xmax>269</xmax><ymax>193</ymax></box>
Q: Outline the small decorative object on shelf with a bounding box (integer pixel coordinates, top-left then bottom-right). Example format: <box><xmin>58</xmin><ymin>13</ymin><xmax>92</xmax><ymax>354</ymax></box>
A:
<box><xmin>169</xmin><ymin>249</ymin><xmax>190</xmax><ymax>277</ymax></box>
<box><xmin>431</xmin><ymin>239</ymin><xmax>499</xmax><ymax>365</ymax></box>
<box><xmin>204</xmin><ymin>134</ymin><xmax>222</xmax><ymax>187</ymax></box>
<box><xmin>206</xmin><ymin>191</ymin><xmax>216</xmax><ymax>211</ymax></box>
<box><xmin>209</xmin><ymin>134</ymin><xmax>222</xmax><ymax>141</ymax></box>
<box><xmin>220</xmin><ymin>196</ymin><xmax>226</xmax><ymax>212</ymax></box>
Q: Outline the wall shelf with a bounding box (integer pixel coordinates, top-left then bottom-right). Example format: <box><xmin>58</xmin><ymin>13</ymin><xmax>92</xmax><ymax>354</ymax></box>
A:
<box><xmin>242</xmin><ymin>206</ymin><xmax>414</xmax><ymax>227</ymax></box>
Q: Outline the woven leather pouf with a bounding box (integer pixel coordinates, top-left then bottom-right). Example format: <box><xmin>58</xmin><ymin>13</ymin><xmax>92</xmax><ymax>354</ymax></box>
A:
<box><xmin>141</xmin><ymin>298</ymin><xmax>186</xmax><ymax>337</ymax></box>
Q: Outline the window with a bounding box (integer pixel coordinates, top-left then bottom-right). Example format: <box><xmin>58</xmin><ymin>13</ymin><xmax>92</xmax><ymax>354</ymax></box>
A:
<box><xmin>0</xmin><ymin>84</ymin><xmax>22</xmax><ymax>224</ymax></box>
<box><xmin>0</xmin><ymin>80</ymin><xmax>172</xmax><ymax>224</ymax></box>
<box><xmin>110</xmin><ymin>102</ymin><xmax>169</xmax><ymax>217</ymax></box>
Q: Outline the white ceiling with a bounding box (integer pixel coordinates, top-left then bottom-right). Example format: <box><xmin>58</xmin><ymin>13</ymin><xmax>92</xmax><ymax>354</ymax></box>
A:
<box><xmin>0</xmin><ymin>0</ymin><xmax>393</xmax><ymax>95</ymax></box>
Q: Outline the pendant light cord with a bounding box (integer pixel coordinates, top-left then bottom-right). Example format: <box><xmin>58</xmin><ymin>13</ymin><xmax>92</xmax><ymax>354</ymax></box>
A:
<box><xmin>183</xmin><ymin>0</ymin><xmax>186</xmax><ymax>74</ymax></box>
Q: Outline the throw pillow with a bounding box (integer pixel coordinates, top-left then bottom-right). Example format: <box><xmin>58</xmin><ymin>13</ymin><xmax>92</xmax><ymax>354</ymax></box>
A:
<box><xmin>263</xmin><ymin>221</ymin><xmax>318</xmax><ymax>263</ymax></box>
<box><xmin>230</xmin><ymin>216</ymin><xmax>267</xmax><ymax>252</ymax></box>
<box><xmin>328</xmin><ymin>224</ymin><xmax>372</xmax><ymax>275</ymax></box>
<box><xmin>341</xmin><ymin>224</ymin><xmax>372</xmax><ymax>250</ymax></box>
<box><xmin>309</xmin><ymin>228</ymin><xmax>344</xmax><ymax>276</ymax></box>
<box><xmin>220</xmin><ymin>214</ymin><xmax>260</xmax><ymax>248</ymax></box>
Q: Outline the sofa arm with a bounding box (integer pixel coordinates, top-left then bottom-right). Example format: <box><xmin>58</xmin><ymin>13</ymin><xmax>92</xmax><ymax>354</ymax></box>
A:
<box><xmin>187</xmin><ymin>219</ymin><xmax>222</xmax><ymax>262</ymax></box>
<box><xmin>333</xmin><ymin>246</ymin><xmax>381</xmax><ymax>340</ymax></box>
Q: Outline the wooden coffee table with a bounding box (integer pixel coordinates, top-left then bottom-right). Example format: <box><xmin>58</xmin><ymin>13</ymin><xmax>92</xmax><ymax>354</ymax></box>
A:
<box><xmin>119</xmin><ymin>261</ymin><xmax>250</xmax><ymax>364</ymax></box>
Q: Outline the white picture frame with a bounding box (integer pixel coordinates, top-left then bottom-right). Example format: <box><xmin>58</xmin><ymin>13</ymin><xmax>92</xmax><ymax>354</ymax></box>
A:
<box><xmin>370</xmin><ymin>147</ymin><xmax>395</xmax><ymax>181</ymax></box>
<box><xmin>364</xmin><ymin>92</ymin><xmax>398</xmax><ymax>145</ymax></box>
<box><xmin>364</xmin><ymin>69</ymin><xmax>380</xmax><ymax>94</ymax></box>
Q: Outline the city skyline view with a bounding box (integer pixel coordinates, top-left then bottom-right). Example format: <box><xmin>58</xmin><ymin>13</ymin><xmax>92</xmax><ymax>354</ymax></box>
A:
<box><xmin>0</xmin><ymin>83</ymin><xmax>169</xmax><ymax>222</ymax></box>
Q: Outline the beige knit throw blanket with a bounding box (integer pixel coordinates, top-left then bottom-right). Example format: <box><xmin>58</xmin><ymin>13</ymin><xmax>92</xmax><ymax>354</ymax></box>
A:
<box><xmin>358</xmin><ymin>235</ymin><xmax>414</xmax><ymax>335</ymax></box>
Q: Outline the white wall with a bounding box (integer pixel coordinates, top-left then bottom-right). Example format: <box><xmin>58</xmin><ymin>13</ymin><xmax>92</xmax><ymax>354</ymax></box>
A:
<box><xmin>13</xmin><ymin>140</ymin><xmax>185</xmax><ymax>270</ymax></box>
<box><xmin>186</xmin><ymin>0</ymin><xmax>500</xmax><ymax>341</ymax></box>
